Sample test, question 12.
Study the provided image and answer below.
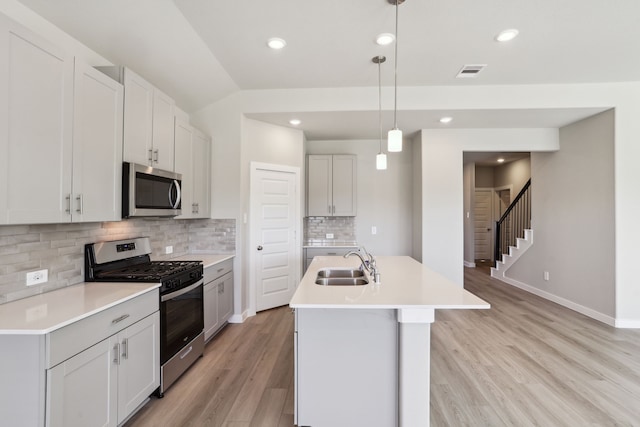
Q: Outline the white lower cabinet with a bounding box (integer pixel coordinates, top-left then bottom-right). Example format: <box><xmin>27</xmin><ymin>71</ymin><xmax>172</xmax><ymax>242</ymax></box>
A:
<box><xmin>46</xmin><ymin>309</ymin><xmax>159</xmax><ymax>427</ymax></box>
<box><xmin>203</xmin><ymin>259</ymin><xmax>234</xmax><ymax>341</ymax></box>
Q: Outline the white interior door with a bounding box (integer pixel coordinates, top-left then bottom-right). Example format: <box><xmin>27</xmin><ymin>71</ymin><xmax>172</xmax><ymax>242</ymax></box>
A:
<box><xmin>251</xmin><ymin>163</ymin><xmax>300</xmax><ymax>312</ymax></box>
<box><xmin>474</xmin><ymin>189</ymin><xmax>493</xmax><ymax>261</ymax></box>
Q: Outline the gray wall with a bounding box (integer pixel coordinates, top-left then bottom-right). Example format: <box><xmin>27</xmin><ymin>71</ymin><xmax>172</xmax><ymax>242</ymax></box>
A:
<box><xmin>306</xmin><ymin>139</ymin><xmax>413</xmax><ymax>257</ymax></box>
<box><xmin>494</xmin><ymin>157</ymin><xmax>531</xmax><ymax>193</ymax></box>
<box><xmin>508</xmin><ymin>110</ymin><xmax>615</xmax><ymax>318</ymax></box>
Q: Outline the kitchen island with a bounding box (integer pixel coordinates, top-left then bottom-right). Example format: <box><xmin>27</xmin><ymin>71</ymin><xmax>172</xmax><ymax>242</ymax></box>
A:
<box><xmin>290</xmin><ymin>255</ymin><xmax>489</xmax><ymax>427</ymax></box>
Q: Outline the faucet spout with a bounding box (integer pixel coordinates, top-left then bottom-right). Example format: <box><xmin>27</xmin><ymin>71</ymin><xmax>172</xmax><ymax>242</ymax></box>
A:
<box><xmin>344</xmin><ymin>248</ymin><xmax>381</xmax><ymax>284</ymax></box>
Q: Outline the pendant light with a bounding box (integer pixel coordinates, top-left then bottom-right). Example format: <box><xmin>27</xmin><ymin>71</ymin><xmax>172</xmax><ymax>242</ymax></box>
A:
<box><xmin>387</xmin><ymin>0</ymin><xmax>404</xmax><ymax>152</ymax></box>
<box><xmin>373</xmin><ymin>56</ymin><xmax>387</xmax><ymax>170</ymax></box>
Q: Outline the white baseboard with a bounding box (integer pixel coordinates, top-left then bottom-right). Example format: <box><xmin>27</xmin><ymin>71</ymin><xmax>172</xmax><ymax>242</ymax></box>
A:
<box><xmin>498</xmin><ymin>275</ymin><xmax>617</xmax><ymax>327</ymax></box>
<box><xmin>228</xmin><ymin>309</ymin><xmax>250</xmax><ymax>324</ymax></box>
<box><xmin>614</xmin><ymin>319</ymin><xmax>640</xmax><ymax>329</ymax></box>
<box><xmin>464</xmin><ymin>260</ymin><xmax>476</xmax><ymax>268</ymax></box>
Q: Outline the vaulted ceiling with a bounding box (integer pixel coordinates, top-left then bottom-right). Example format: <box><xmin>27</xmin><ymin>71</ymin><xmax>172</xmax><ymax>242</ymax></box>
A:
<box><xmin>17</xmin><ymin>0</ymin><xmax>639</xmax><ymax>139</ymax></box>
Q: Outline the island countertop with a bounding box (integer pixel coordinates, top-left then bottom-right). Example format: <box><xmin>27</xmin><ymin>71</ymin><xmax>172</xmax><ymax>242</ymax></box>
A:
<box><xmin>289</xmin><ymin>255</ymin><xmax>489</xmax><ymax>310</ymax></box>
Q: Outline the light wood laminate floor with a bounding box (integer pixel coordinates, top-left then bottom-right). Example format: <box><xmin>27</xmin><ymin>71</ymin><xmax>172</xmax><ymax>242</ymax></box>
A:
<box><xmin>125</xmin><ymin>267</ymin><xmax>640</xmax><ymax>426</ymax></box>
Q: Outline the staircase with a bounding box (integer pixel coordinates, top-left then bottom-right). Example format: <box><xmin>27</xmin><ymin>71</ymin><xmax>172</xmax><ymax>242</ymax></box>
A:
<box><xmin>491</xmin><ymin>229</ymin><xmax>533</xmax><ymax>279</ymax></box>
<box><xmin>490</xmin><ymin>178</ymin><xmax>532</xmax><ymax>280</ymax></box>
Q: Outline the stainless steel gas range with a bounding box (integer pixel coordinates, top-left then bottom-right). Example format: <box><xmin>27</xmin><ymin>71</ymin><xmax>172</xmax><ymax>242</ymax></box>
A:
<box><xmin>85</xmin><ymin>237</ymin><xmax>204</xmax><ymax>397</ymax></box>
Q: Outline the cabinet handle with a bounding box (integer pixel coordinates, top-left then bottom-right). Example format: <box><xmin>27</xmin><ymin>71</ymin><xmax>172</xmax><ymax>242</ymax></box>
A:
<box><xmin>113</xmin><ymin>343</ymin><xmax>121</xmax><ymax>365</ymax></box>
<box><xmin>148</xmin><ymin>149</ymin><xmax>154</xmax><ymax>162</ymax></box>
<box><xmin>65</xmin><ymin>195</ymin><xmax>71</xmax><ymax>214</ymax></box>
<box><xmin>112</xmin><ymin>314</ymin><xmax>130</xmax><ymax>324</ymax></box>
<box><xmin>328</xmin><ymin>205</ymin><xmax>331</xmax><ymax>214</ymax></box>
<box><xmin>76</xmin><ymin>194</ymin><xmax>83</xmax><ymax>214</ymax></box>
<box><xmin>180</xmin><ymin>345</ymin><xmax>193</xmax><ymax>360</ymax></box>
<box><xmin>153</xmin><ymin>149</ymin><xmax>159</xmax><ymax>163</ymax></box>
<box><xmin>217</xmin><ymin>268</ymin><xmax>224</xmax><ymax>273</ymax></box>
<box><xmin>218</xmin><ymin>283</ymin><xmax>223</xmax><ymax>294</ymax></box>
<box><xmin>333</xmin><ymin>205</ymin><xmax>335</xmax><ymax>214</ymax></box>
<box><xmin>121</xmin><ymin>338</ymin><xmax>128</xmax><ymax>360</ymax></box>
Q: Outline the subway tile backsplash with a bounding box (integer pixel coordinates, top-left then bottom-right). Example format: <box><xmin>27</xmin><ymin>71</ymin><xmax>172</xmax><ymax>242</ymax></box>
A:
<box><xmin>304</xmin><ymin>216</ymin><xmax>356</xmax><ymax>244</ymax></box>
<box><xmin>0</xmin><ymin>218</ymin><xmax>235</xmax><ymax>304</ymax></box>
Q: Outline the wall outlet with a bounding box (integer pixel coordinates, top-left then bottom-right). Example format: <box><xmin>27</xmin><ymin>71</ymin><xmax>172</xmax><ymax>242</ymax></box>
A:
<box><xmin>165</xmin><ymin>245</ymin><xmax>173</xmax><ymax>254</ymax></box>
<box><xmin>543</xmin><ymin>271</ymin><xmax>550</xmax><ymax>281</ymax></box>
<box><xmin>371</xmin><ymin>226</ymin><xmax>377</xmax><ymax>235</ymax></box>
<box><xmin>26</xmin><ymin>269</ymin><xmax>48</xmax><ymax>286</ymax></box>
<box><xmin>325</xmin><ymin>233</ymin><xmax>334</xmax><ymax>239</ymax></box>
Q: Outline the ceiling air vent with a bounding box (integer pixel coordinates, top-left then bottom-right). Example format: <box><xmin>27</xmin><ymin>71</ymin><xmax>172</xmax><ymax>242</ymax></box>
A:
<box><xmin>456</xmin><ymin>64</ymin><xmax>487</xmax><ymax>78</ymax></box>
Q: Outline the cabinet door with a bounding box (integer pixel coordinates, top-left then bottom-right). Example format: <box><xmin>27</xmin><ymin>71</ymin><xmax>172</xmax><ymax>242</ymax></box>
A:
<box><xmin>123</xmin><ymin>68</ymin><xmax>154</xmax><ymax>166</ymax></box>
<box><xmin>192</xmin><ymin>129</ymin><xmax>211</xmax><ymax>218</ymax></box>
<box><xmin>217</xmin><ymin>272</ymin><xmax>234</xmax><ymax>325</ymax></box>
<box><xmin>46</xmin><ymin>336</ymin><xmax>118</xmax><ymax>427</ymax></box>
<box><xmin>307</xmin><ymin>155</ymin><xmax>333</xmax><ymax>216</ymax></box>
<box><xmin>0</xmin><ymin>15</ymin><xmax>74</xmax><ymax>224</ymax></box>
<box><xmin>203</xmin><ymin>279</ymin><xmax>220</xmax><ymax>342</ymax></box>
<box><xmin>117</xmin><ymin>312</ymin><xmax>160</xmax><ymax>424</ymax></box>
<box><xmin>151</xmin><ymin>88</ymin><xmax>175</xmax><ymax>171</ymax></box>
<box><xmin>174</xmin><ymin>118</ymin><xmax>194</xmax><ymax>219</ymax></box>
<box><xmin>72</xmin><ymin>60</ymin><xmax>123</xmax><ymax>222</ymax></box>
<box><xmin>332</xmin><ymin>155</ymin><xmax>357</xmax><ymax>216</ymax></box>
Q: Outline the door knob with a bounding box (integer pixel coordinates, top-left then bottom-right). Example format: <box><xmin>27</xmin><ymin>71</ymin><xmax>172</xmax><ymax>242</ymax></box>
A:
<box><xmin>257</xmin><ymin>245</ymin><xmax>263</xmax><ymax>251</ymax></box>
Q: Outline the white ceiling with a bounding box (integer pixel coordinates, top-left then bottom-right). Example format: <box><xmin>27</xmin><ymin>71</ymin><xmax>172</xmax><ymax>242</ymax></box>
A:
<box><xmin>16</xmin><ymin>0</ymin><xmax>638</xmax><ymax>140</ymax></box>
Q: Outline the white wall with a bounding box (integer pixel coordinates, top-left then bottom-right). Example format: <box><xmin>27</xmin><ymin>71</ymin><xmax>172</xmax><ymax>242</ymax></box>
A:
<box><xmin>508</xmin><ymin>110</ymin><xmax>615</xmax><ymax>322</ymax></box>
<box><xmin>421</xmin><ymin>129</ymin><xmax>560</xmax><ymax>285</ymax></box>
<box><xmin>306</xmin><ymin>139</ymin><xmax>413</xmax><ymax>257</ymax></box>
<box><xmin>412</xmin><ymin>134</ymin><xmax>423</xmax><ymax>261</ymax></box>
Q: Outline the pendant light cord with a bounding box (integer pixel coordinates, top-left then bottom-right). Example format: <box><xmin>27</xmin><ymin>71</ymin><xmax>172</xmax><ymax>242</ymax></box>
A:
<box><xmin>378</xmin><ymin>60</ymin><xmax>383</xmax><ymax>152</ymax></box>
<box><xmin>393</xmin><ymin>0</ymin><xmax>399</xmax><ymax>129</ymax></box>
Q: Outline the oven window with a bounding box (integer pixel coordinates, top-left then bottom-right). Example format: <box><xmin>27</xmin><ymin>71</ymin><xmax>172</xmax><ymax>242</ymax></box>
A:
<box><xmin>161</xmin><ymin>284</ymin><xmax>203</xmax><ymax>363</ymax></box>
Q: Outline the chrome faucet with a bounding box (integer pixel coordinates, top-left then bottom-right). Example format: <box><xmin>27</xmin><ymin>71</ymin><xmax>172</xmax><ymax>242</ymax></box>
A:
<box><xmin>344</xmin><ymin>246</ymin><xmax>381</xmax><ymax>284</ymax></box>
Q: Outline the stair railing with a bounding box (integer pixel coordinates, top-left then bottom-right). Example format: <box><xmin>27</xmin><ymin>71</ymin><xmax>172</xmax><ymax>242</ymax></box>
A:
<box><xmin>494</xmin><ymin>179</ymin><xmax>531</xmax><ymax>265</ymax></box>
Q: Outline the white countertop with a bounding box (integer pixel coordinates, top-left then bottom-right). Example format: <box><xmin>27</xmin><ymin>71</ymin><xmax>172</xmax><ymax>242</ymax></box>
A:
<box><xmin>0</xmin><ymin>282</ymin><xmax>159</xmax><ymax>335</ymax></box>
<box><xmin>170</xmin><ymin>253</ymin><xmax>234</xmax><ymax>268</ymax></box>
<box><xmin>290</xmin><ymin>256</ymin><xmax>490</xmax><ymax>310</ymax></box>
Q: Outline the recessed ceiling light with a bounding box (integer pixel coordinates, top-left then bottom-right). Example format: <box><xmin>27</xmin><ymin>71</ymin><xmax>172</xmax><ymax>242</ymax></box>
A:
<box><xmin>289</xmin><ymin>119</ymin><xmax>301</xmax><ymax>126</ymax></box>
<box><xmin>439</xmin><ymin>116</ymin><xmax>453</xmax><ymax>124</ymax></box>
<box><xmin>267</xmin><ymin>37</ymin><xmax>286</xmax><ymax>50</ymax></box>
<box><xmin>495</xmin><ymin>29</ymin><xmax>519</xmax><ymax>42</ymax></box>
<box><xmin>375</xmin><ymin>33</ymin><xmax>395</xmax><ymax>46</ymax></box>
<box><xmin>497</xmin><ymin>158</ymin><xmax>505</xmax><ymax>163</ymax></box>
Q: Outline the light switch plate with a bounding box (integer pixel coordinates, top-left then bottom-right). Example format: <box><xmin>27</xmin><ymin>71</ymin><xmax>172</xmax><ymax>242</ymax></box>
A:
<box><xmin>165</xmin><ymin>245</ymin><xmax>173</xmax><ymax>254</ymax></box>
<box><xmin>326</xmin><ymin>233</ymin><xmax>334</xmax><ymax>239</ymax></box>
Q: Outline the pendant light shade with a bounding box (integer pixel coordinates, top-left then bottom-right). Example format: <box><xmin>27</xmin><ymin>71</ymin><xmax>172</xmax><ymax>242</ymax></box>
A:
<box><xmin>373</xmin><ymin>55</ymin><xmax>387</xmax><ymax>170</ymax></box>
<box><xmin>387</xmin><ymin>0</ymin><xmax>404</xmax><ymax>152</ymax></box>
<box><xmin>388</xmin><ymin>128</ymin><xmax>402</xmax><ymax>152</ymax></box>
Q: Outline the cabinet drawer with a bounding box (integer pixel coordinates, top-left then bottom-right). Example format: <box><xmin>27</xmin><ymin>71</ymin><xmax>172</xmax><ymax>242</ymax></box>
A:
<box><xmin>204</xmin><ymin>259</ymin><xmax>233</xmax><ymax>284</ymax></box>
<box><xmin>46</xmin><ymin>289</ymin><xmax>158</xmax><ymax>368</ymax></box>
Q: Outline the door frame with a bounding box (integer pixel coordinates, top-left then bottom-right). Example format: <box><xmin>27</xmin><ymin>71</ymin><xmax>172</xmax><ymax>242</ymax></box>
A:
<box><xmin>248</xmin><ymin>162</ymin><xmax>301</xmax><ymax>316</ymax></box>
<box><xmin>473</xmin><ymin>187</ymin><xmax>495</xmax><ymax>262</ymax></box>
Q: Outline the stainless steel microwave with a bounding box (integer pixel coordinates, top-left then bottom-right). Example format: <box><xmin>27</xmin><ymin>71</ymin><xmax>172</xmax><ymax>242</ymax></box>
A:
<box><xmin>122</xmin><ymin>162</ymin><xmax>182</xmax><ymax>218</ymax></box>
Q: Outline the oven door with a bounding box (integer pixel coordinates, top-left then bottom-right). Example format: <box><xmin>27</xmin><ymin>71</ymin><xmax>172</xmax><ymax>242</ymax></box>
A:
<box><xmin>160</xmin><ymin>279</ymin><xmax>204</xmax><ymax>364</ymax></box>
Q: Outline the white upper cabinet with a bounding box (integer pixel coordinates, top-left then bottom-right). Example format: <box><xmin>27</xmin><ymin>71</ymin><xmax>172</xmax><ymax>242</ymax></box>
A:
<box><xmin>192</xmin><ymin>127</ymin><xmax>211</xmax><ymax>218</ymax></box>
<box><xmin>72</xmin><ymin>61</ymin><xmax>123</xmax><ymax>223</ymax></box>
<box><xmin>0</xmin><ymin>14</ymin><xmax>123</xmax><ymax>225</ymax></box>
<box><xmin>122</xmin><ymin>68</ymin><xmax>175</xmax><ymax>171</ymax></box>
<box><xmin>307</xmin><ymin>154</ymin><xmax>357</xmax><ymax>217</ymax></box>
<box><xmin>0</xmin><ymin>14</ymin><xmax>74</xmax><ymax>224</ymax></box>
<box><xmin>174</xmin><ymin>118</ymin><xmax>210</xmax><ymax>219</ymax></box>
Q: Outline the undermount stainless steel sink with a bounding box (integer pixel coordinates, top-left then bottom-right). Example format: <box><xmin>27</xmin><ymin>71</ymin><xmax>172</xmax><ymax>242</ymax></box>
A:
<box><xmin>315</xmin><ymin>277</ymin><xmax>369</xmax><ymax>286</ymax></box>
<box><xmin>316</xmin><ymin>268</ymin><xmax>365</xmax><ymax>278</ymax></box>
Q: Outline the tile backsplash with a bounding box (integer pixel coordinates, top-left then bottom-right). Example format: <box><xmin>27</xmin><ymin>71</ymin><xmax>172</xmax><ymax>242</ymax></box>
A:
<box><xmin>304</xmin><ymin>216</ymin><xmax>356</xmax><ymax>243</ymax></box>
<box><xmin>0</xmin><ymin>218</ymin><xmax>235</xmax><ymax>304</ymax></box>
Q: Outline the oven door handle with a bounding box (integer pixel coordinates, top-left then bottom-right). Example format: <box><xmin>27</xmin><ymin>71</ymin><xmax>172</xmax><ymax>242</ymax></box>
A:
<box><xmin>161</xmin><ymin>280</ymin><xmax>203</xmax><ymax>302</ymax></box>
